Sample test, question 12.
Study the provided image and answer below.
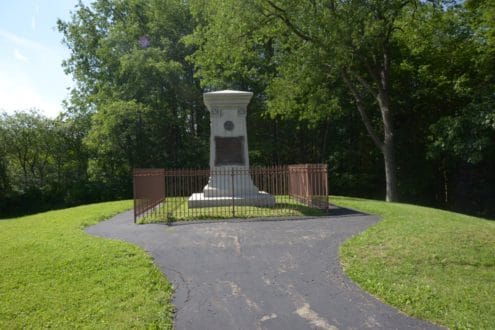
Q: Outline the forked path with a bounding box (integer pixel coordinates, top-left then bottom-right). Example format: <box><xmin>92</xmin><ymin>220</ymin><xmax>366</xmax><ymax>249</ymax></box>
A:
<box><xmin>87</xmin><ymin>209</ymin><xmax>441</xmax><ymax>330</ymax></box>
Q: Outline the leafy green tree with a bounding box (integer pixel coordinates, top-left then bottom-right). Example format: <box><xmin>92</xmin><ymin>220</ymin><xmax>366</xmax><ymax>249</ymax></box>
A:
<box><xmin>0</xmin><ymin>109</ymin><xmax>99</xmax><ymax>216</ymax></box>
<box><xmin>51</xmin><ymin>0</ymin><xmax>493</xmax><ymax>217</ymax></box>
<box><xmin>84</xmin><ymin>100</ymin><xmax>152</xmax><ymax>196</ymax></box>
<box><xmin>189</xmin><ymin>0</ymin><xmax>452</xmax><ymax>202</ymax></box>
<box><xmin>0</xmin><ymin>110</ymin><xmax>58</xmax><ymax>216</ymax></box>
<box><xmin>0</xmin><ymin>110</ymin><xmax>54</xmax><ymax>191</ymax></box>
<box><xmin>0</xmin><ymin>121</ymin><xmax>10</xmax><ymax>197</ymax></box>
<box><xmin>422</xmin><ymin>2</ymin><xmax>495</xmax><ymax>215</ymax></box>
<box><xmin>188</xmin><ymin>0</ymin><xmax>495</xmax><ymax>207</ymax></box>
<box><xmin>58</xmin><ymin>0</ymin><xmax>208</xmax><ymax>195</ymax></box>
<box><xmin>50</xmin><ymin>112</ymin><xmax>94</xmax><ymax>204</ymax></box>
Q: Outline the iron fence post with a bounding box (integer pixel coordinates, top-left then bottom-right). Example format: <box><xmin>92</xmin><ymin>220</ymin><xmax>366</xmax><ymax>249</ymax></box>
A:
<box><xmin>231</xmin><ymin>168</ymin><xmax>235</xmax><ymax>218</ymax></box>
<box><xmin>133</xmin><ymin>169</ymin><xmax>140</xmax><ymax>223</ymax></box>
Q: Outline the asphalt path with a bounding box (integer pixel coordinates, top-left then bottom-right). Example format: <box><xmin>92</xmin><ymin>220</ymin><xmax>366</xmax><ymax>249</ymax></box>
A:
<box><xmin>86</xmin><ymin>209</ymin><xmax>441</xmax><ymax>330</ymax></box>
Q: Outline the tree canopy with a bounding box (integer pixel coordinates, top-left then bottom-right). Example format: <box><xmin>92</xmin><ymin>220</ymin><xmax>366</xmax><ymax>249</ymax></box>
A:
<box><xmin>1</xmin><ymin>0</ymin><xmax>493</xmax><ymax>219</ymax></box>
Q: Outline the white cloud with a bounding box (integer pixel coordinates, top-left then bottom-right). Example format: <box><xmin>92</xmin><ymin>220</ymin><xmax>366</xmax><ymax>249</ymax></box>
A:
<box><xmin>0</xmin><ymin>29</ymin><xmax>50</xmax><ymax>53</ymax></box>
<box><xmin>31</xmin><ymin>15</ymin><xmax>37</xmax><ymax>32</ymax></box>
<box><xmin>13</xmin><ymin>48</ymin><xmax>29</xmax><ymax>63</ymax></box>
<box><xmin>32</xmin><ymin>2</ymin><xmax>40</xmax><ymax>32</ymax></box>
<box><xmin>0</xmin><ymin>74</ymin><xmax>64</xmax><ymax>118</ymax></box>
<box><xmin>0</xmin><ymin>16</ymin><xmax>72</xmax><ymax>119</ymax></box>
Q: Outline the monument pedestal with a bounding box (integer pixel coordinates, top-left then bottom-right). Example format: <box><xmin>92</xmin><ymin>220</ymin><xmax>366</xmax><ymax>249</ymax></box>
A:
<box><xmin>188</xmin><ymin>192</ymin><xmax>275</xmax><ymax>208</ymax></box>
<box><xmin>188</xmin><ymin>90</ymin><xmax>275</xmax><ymax>209</ymax></box>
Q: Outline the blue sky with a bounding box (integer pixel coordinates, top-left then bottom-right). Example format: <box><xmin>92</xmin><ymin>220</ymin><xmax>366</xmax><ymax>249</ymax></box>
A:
<box><xmin>0</xmin><ymin>0</ymin><xmax>88</xmax><ymax>118</ymax></box>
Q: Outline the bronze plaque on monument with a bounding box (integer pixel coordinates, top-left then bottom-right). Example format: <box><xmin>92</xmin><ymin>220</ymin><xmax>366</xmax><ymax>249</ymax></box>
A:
<box><xmin>215</xmin><ymin>136</ymin><xmax>245</xmax><ymax>166</ymax></box>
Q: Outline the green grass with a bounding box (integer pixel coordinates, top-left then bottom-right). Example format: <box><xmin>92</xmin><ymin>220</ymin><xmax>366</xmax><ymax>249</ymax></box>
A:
<box><xmin>5</xmin><ymin>196</ymin><xmax>492</xmax><ymax>329</ymax></box>
<box><xmin>139</xmin><ymin>196</ymin><xmax>325</xmax><ymax>224</ymax></box>
<box><xmin>333</xmin><ymin>196</ymin><xmax>495</xmax><ymax>330</ymax></box>
<box><xmin>0</xmin><ymin>201</ymin><xmax>173</xmax><ymax>329</ymax></box>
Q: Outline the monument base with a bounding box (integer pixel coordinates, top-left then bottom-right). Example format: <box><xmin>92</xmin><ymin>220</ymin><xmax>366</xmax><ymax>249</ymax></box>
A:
<box><xmin>188</xmin><ymin>191</ymin><xmax>275</xmax><ymax>208</ymax></box>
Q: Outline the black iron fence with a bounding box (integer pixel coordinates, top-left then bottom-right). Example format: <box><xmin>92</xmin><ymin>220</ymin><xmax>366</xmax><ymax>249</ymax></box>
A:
<box><xmin>133</xmin><ymin>164</ymin><xmax>328</xmax><ymax>223</ymax></box>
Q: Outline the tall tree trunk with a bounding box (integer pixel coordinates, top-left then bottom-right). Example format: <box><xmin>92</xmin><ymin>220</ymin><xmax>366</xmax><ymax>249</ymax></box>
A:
<box><xmin>342</xmin><ymin>72</ymin><xmax>399</xmax><ymax>202</ymax></box>
<box><xmin>377</xmin><ymin>92</ymin><xmax>398</xmax><ymax>202</ymax></box>
<box><xmin>383</xmin><ymin>136</ymin><xmax>398</xmax><ymax>202</ymax></box>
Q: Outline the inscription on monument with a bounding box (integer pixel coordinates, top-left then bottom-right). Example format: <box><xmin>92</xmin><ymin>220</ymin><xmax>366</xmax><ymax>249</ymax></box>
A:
<box><xmin>215</xmin><ymin>136</ymin><xmax>245</xmax><ymax>166</ymax></box>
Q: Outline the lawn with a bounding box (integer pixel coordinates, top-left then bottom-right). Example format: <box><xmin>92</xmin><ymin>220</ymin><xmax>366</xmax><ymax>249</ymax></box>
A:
<box><xmin>3</xmin><ymin>197</ymin><xmax>493</xmax><ymax>329</ymax></box>
<box><xmin>0</xmin><ymin>201</ymin><xmax>173</xmax><ymax>329</ymax></box>
<box><xmin>333</xmin><ymin>196</ymin><xmax>495</xmax><ymax>330</ymax></box>
<box><xmin>138</xmin><ymin>195</ymin><xmax>325</xmax><ymax>224</ymax></box>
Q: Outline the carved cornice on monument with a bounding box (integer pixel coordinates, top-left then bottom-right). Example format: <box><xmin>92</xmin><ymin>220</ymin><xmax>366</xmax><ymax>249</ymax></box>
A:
<box><xmin>237</xmin><ymin>106</ymin><xmax>247</xmax><ymax>117</ymax></box>
<box><xmin>203</xmin><ymin>90</ymin><xmax>253</xmax><ymax>111</ymax></box>
<box><xmin>210</xmin><ymin>108</ymin><xmax>222</xmax><ymax>117</ymax></box>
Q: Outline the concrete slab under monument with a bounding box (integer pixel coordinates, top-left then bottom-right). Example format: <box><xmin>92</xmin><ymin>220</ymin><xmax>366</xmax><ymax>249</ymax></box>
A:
<box><xmin>187</xmin><ymin>90</ymin><xmax>275</xmax><ymax>209</ymax></box>
<box><xmin>188</xmin><ymin>192</ymin><xmax>275</xmax><ymax>208</ymax></box>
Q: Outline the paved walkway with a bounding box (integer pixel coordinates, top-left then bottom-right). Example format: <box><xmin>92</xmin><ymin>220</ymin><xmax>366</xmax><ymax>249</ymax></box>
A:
<box><xmin>86</xmin><ymin>209</ymin><xmax>441</xmax><ymax>330</ymax></box>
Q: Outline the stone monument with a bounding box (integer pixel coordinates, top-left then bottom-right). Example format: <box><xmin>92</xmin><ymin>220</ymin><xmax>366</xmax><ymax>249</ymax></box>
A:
<box><xmin>188</xmin><ymin>90</ymin><xmax>275</xmax><ymax>208</ymax></box>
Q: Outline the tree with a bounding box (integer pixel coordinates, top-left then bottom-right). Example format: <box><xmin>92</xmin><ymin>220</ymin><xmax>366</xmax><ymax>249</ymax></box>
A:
<box><xmin>423</xmin><ymin>1</ymin><xmax>495</xmax><ymax>215</ymax></box>
<box><xmin>0</xmin><ymin>120</ymin><xmax>10</xmax><ymax>197</ymax></box>
<box><xmin>0</xmin><ymin>110</ymin><xmax>55</xmax><ymax>191</ymax></box>
<box><xmin>189</xmin><ymin>0</ymin><xmax>448</xmax><ymax>202</ymax></box>
<box><xmin>84</xmin><ymin>100</ymin><xmax>152</xmax><ymax>196</ymax></box>
<box><xmin>58</xmin><ymin>0</ymin><xmax>209</xmax><ymax>195</ymax></box>
<box><xmin>0</xmin><ymin>110</ymin><xmax>58</xmax><ymax>216</ymax></box>
<box><xmin>52</xmin><ymin>0</ymin><xmax>493</xmax><ymax>217</ymax></box>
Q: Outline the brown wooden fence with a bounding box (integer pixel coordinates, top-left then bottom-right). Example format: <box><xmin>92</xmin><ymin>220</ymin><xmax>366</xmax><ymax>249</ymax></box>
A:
<box><xmin>133</xmin><ymin>164</ymin><xmax>328</xmax><ymax>223</ymax></box>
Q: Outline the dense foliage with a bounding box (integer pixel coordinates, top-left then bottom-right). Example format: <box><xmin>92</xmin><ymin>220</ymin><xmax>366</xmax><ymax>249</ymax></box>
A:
<box><xmin>1</xmin><ymin>0</ymin><xmax>493</xmax><ymax>218</ymax></box>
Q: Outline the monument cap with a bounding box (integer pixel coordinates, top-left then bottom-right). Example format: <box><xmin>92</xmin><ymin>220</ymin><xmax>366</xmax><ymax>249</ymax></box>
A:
<box><xmin>204</xmin><ymin>90</ymin><xmax>253</xmax><ymax>108</ymax></box>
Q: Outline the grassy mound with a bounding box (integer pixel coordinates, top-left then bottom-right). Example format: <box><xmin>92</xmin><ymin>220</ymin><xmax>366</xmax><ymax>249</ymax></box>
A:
<box><xmin>3</xmin><ymin>197</ymin><xmax>493</xmax><ymax>329</ymax></box>
<box><xmin>0</xmin><ymin>201</ymin><xmax>173</xmax><ymax>329</ymax></box>
<box><xmin>334</xmin><ymin>196</ymin><xmax>495</xmax><ymax>329</ymax></box>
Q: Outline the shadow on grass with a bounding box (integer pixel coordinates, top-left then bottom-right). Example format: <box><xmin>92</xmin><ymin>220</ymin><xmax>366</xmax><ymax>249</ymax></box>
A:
<box><xmin>325</xmin><ymin>205</ymin><xmax>368</xmax><ymax>217</ymax></box>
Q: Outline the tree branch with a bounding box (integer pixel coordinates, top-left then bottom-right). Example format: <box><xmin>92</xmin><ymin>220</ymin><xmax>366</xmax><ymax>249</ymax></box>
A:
<box><xmin>263</xmin><ymin>0</ymin><xmax>314</xmax><ymax>42</ymax></box>
<box><xmin>353</xmin><ymin>72</ymin><xmax>377</xmax><ymax>98</ymax></box>
<box><xmin>342</xmin><ymin>71</ymin><xmax>384</xmax><ymax>151</ymax></box>
<box><xmin>364</xmin><ymin>57</ymin><xmax>380</xmax><ymax>83</ymax></box>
